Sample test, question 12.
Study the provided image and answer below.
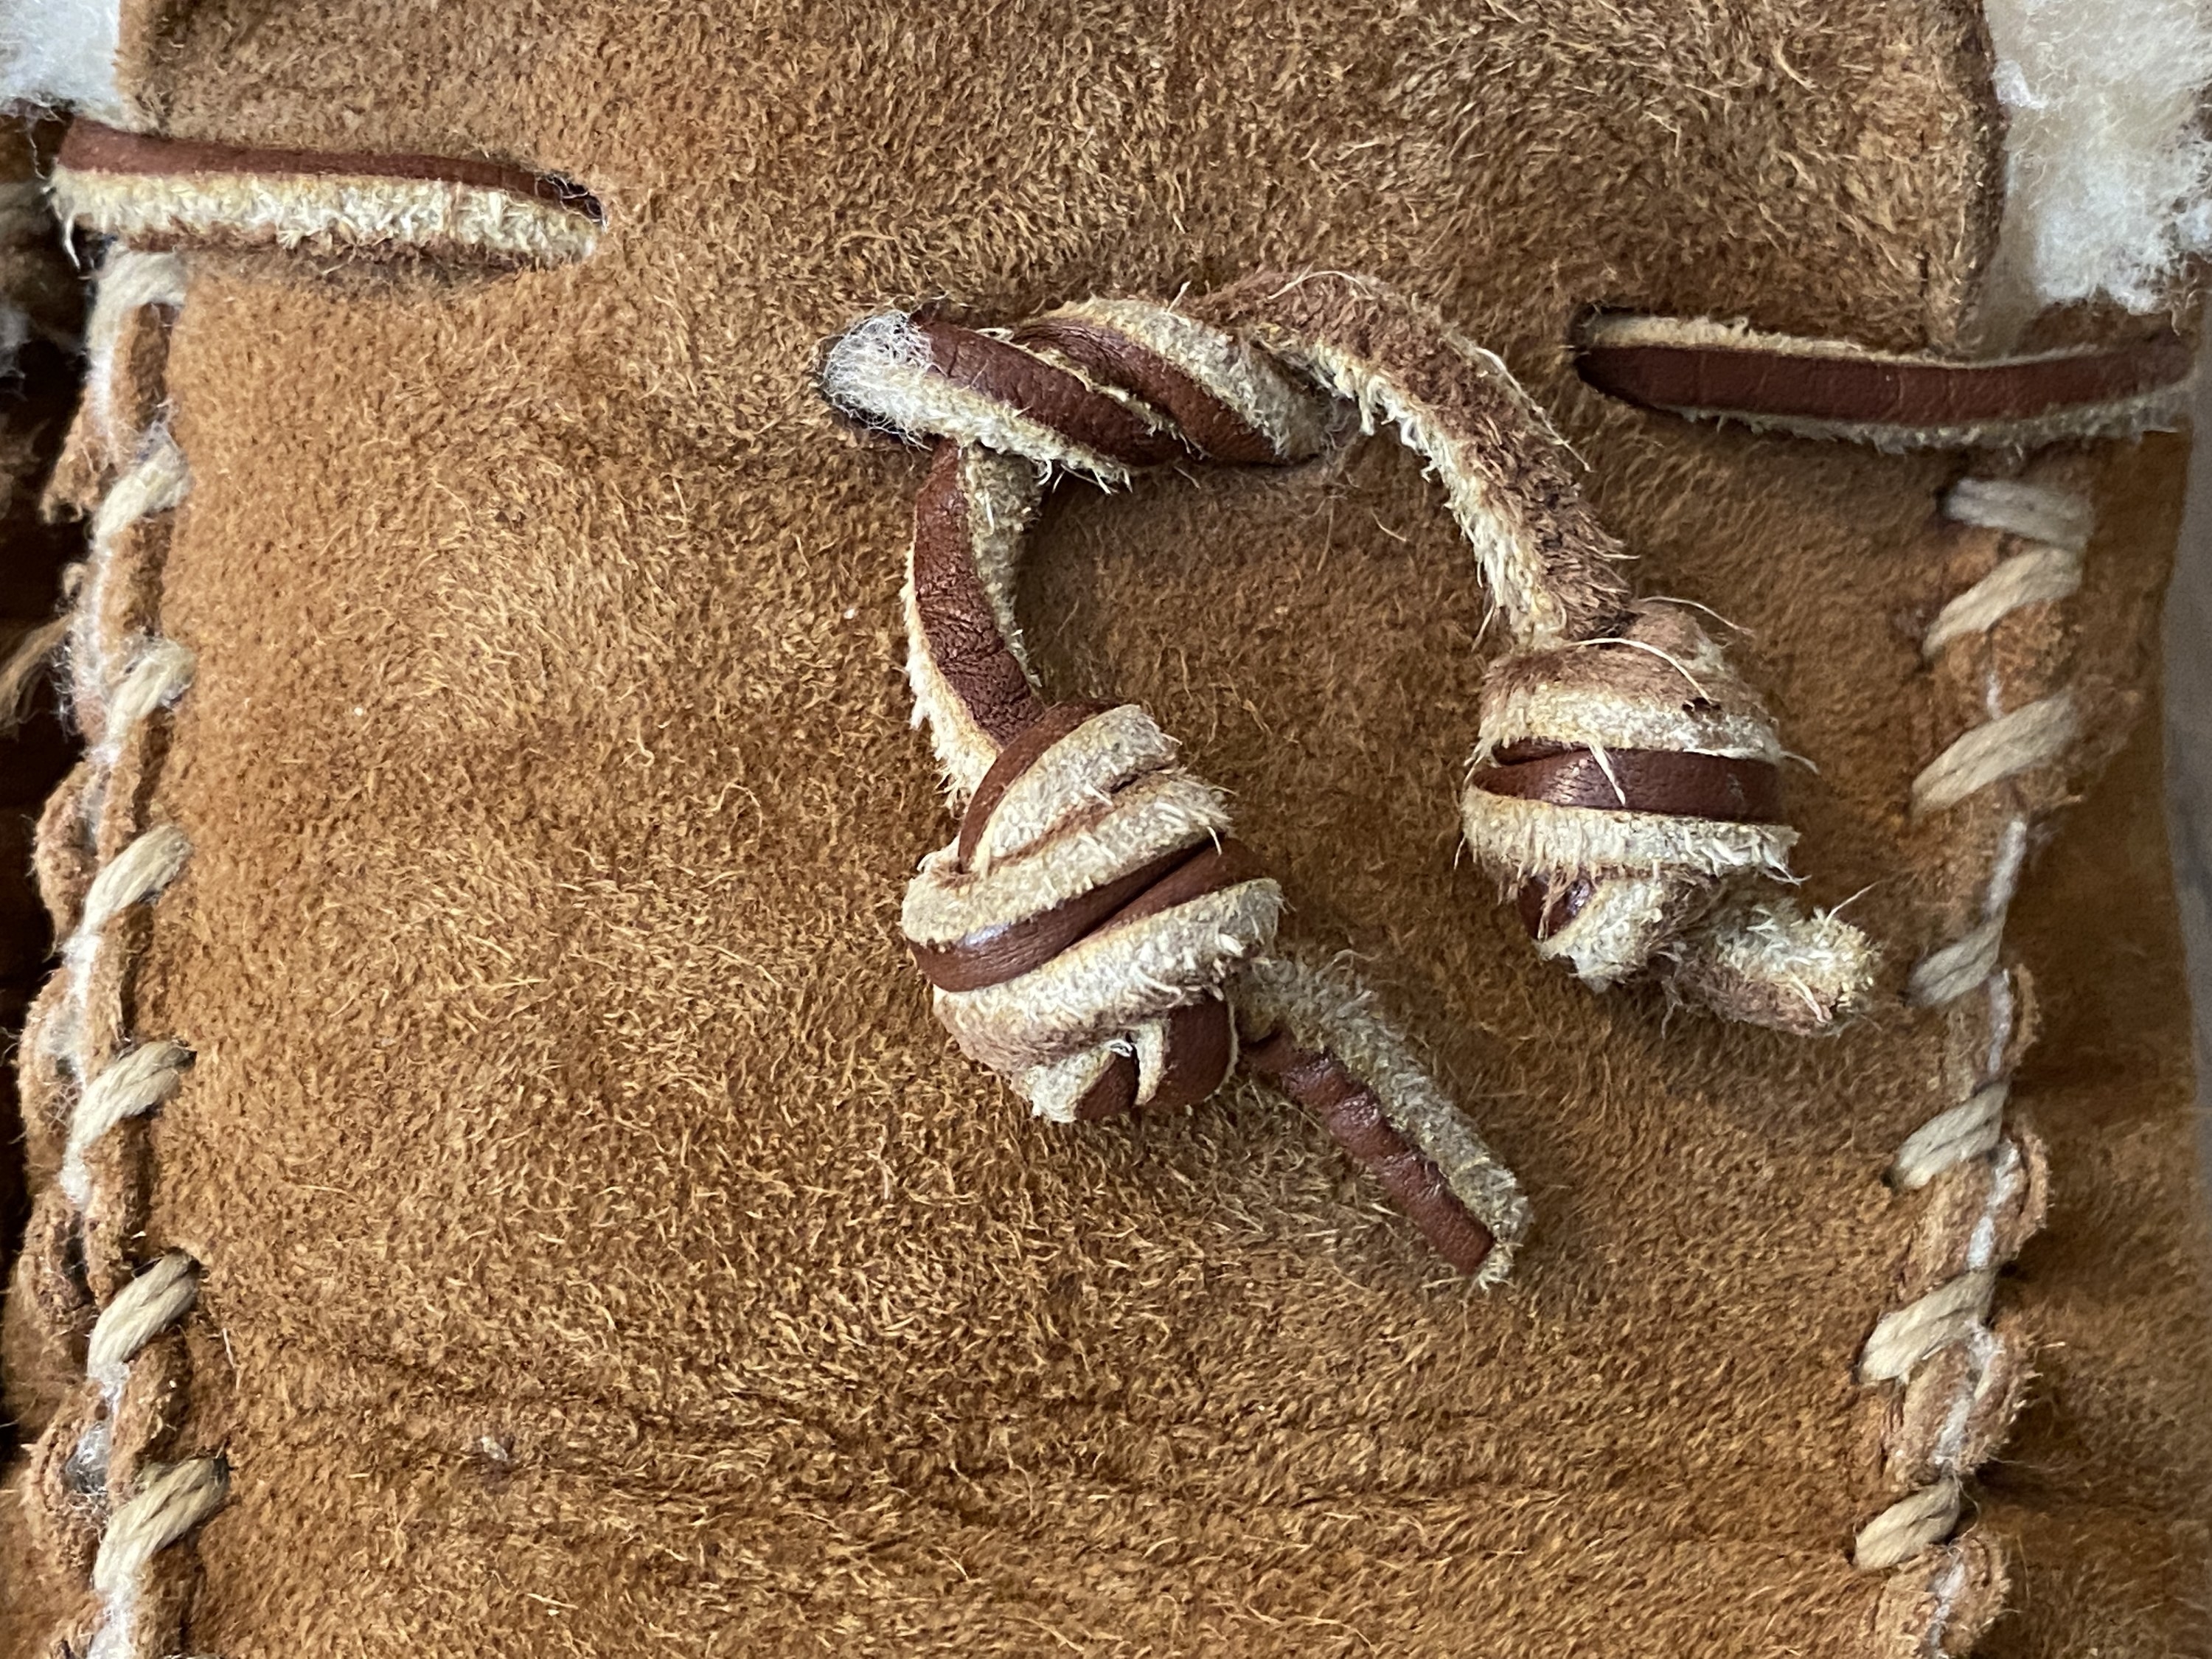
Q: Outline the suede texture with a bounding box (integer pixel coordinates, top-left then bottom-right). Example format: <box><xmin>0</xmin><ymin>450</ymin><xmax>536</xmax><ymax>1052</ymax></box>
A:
<box><xmin>4</xmin><ymin>1</ymin><xmax>2210</xmax><ymax>1655</ymax></box>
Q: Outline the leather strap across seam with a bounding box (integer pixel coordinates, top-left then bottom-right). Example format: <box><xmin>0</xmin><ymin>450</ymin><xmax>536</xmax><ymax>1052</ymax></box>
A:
<box><xmin>1577</xmin><ymin>330</ymin><xmax>2192</xmax><ymax>427</ymax></box>
<box><xmin>58</xmin><ymin>119</ymin><xmax>604</xmax><ymax>220</ymax></box>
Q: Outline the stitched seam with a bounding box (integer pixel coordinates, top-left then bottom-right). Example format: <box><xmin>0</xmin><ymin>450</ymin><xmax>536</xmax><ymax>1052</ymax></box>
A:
<box><xmin>21</xmin><ymin>248</ymin><xmax>224</xmax><ymax>1656</ymax></box>
<box><xmin>1851</xmin><ymin>472</ymin><xmax>2089</xmax><ymax>1649</ymax></box>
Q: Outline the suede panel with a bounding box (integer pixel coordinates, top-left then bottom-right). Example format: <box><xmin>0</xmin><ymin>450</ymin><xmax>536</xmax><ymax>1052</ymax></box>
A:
<box><xmin>4</xmin><ymin>1</ymin><xmax>2208</xmax><ymax>1655</ymax></box>
<box><xmin>147</xmin><ymin>0</ymin><xmax>2004</xmax><ymax>355</ymax></box>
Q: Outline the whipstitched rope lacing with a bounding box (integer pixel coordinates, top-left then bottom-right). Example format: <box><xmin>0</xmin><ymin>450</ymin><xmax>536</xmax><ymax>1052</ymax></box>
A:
<box><xmin>16</xmin><ymin>249</ymin><xmax>225</xmax><ymax>1659</ymax></box>
<box><xmin>1849</xmin><ymin>473</ymin><xmax>2088</xmax><ymax>1649</ymax></box>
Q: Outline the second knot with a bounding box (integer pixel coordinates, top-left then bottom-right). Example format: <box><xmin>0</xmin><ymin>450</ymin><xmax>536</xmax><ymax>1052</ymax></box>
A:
<box><xmin>1461</xmin><ymin>601</ymin><xmax>1874</xmax><ymax>1032</ymax></box>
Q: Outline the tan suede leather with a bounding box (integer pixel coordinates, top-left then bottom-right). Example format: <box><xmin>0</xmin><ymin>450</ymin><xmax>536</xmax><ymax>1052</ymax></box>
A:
<box><xmin>4</xmin><ymin>3</ymin><xmax>2208</xmax><ymax>1655</ymax></box>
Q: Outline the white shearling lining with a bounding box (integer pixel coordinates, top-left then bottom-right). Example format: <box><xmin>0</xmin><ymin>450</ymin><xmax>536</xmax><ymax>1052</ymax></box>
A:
<box><xmin>1985</xmin><ymin>0</ymin><xmax>2212</xmax><ymax>316</ymax></box>
<box><xmin>0</xmin><ymin>0</ymin><xmax>125</xmax><ymax>122</ymax></box>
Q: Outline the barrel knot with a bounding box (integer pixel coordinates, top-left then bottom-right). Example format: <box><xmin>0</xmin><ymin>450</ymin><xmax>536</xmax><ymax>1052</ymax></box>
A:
<box><xmin>1463</xmin><ymin>599</ymin><xmax>1874</xmax><ymax>1032</ymax></box>
<box><xmin>902</xmin><ymin>701</ymin><xmax>1282</xmax><ymax>1122</ymax></box>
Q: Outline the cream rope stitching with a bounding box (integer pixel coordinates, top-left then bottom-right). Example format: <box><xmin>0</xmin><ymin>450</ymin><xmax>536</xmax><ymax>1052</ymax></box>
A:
<box><xmin>91</xmin><ymin>1458</ymin><xmax>230</xmax><ymax>1613</ymax></box>
<box><xmin>26</xmin><ymin>247</ymin><xmax>226</xmax><ymax>1659</ymax></box>
<box><xmin>1852</xmin><ymin>476</ymin><xmax>2087</xmax><ymax>1593</ymax></box>
<box><xmin>1941</xmin><ymin>476</ymin><xmax>2093</xmax><ymax>551</ymax></box>
<box><xmin>60</xmin><ymin>1038</ymin><xmax>190</xmax><ymax>1209</ymax></box>
<box><xmin>1910</xmin><ymin>694</ymin><xmax>2078</xmax><ymax>818</ymax></box>
<box><xmin>1571</xmin><ymin>311</ymin><xmax>2131</xmax><ymax>1648</ymax></box>
<box><xmin>1892</xmin><ymin>1081</ymin><xmax>2008</xmax><ymax>1192</ymax></box>
<box><xmin>1854</xmin><ymin>1480</ymin><xmax>1966</xmax><ymax>1576</ymax></box>
<box><xmin>1859</xmin><ymin>1270</ymin><xmax>2000</xmax><ymax>1385</ymax></box>
<box><xmin>1919</xmin><ymin>548</ymin><xmax>2081</xmax><ymax>661</ymax></box>
<box><xmin>80</xmin><ymin>251</ymin><xmax>185</xmax><ymax>491</ymax></box>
